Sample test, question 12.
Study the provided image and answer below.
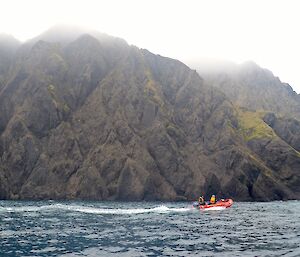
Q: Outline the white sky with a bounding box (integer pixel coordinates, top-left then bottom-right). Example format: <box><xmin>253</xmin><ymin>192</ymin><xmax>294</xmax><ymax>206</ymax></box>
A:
<box><xmin>0</xmin><ymin>0</ymin><xmax>299</xmax><ymax>93</ymax></box>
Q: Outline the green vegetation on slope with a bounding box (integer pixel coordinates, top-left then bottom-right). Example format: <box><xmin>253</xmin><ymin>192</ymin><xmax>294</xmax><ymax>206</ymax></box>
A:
<box><xmin>237</xmin><ymin>109</ymin><xmax>276</xmax><ymax>141</ymax></box>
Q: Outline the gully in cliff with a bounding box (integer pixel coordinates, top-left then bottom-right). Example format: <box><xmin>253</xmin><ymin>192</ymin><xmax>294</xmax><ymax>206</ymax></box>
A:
<box><xmin>192</xmin><ymin>195</ymin><xmax>234</xmax><ymax>210</ymax></box>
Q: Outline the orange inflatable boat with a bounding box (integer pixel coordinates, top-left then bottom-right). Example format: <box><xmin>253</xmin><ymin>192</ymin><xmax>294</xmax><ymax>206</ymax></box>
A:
<box><xmin>193</xmin><ymin>199</ymin><xmax>233</xmax><ymax>210</ymax></box>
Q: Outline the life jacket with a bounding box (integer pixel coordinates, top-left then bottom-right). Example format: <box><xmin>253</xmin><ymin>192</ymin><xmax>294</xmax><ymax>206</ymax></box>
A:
<box><xmin>210</xmin><ymin>195</ymin><xmax>216</xmax><ymax>204</ymax></box>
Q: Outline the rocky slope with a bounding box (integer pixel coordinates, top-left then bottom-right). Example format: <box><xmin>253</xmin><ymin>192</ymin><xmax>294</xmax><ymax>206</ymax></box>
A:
<box><xmin>196</xmin><ymin>61</ymin><xmax>300</xmax><ymax>120</ymax></box>
<box><xmin>0</xmin><ymin>28</ymin><xmax>299</xmax><ymax>201</ymax></box>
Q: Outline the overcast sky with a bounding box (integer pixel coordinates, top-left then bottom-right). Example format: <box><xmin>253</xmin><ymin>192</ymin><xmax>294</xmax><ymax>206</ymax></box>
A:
<box><xmin>0</xmin><ymin>0</ymin><xmax>299</xmax><ymax>93</ymax></box>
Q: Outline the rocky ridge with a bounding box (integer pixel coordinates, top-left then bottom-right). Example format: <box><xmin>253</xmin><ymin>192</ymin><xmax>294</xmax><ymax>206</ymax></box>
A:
<box><xmin>0</xmin><ymin>28</ymin><xmax>299</xmax><ymax>201</ymax></box>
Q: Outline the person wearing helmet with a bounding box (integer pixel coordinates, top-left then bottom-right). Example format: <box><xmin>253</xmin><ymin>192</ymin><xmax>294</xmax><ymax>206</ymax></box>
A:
<box><xmin>210</xmin><ymin>194</ymin><xmax>216</xmax><ymax>204</ymax></box>
<box><xmin>198</xmin><ymin>195</ymin><xmax>205</xmax><ymax>205</ymax></box>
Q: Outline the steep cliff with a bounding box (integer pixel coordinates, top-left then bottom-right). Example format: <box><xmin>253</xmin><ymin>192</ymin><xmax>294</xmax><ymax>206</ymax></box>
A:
<box><xmin>0</xmin><ymin>29</ymin><xmax>299</xmax><ymax>201</ymax></box>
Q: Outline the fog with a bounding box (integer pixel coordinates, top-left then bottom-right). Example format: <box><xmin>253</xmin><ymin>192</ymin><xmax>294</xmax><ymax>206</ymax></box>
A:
<box><xmin>0</xmin><ymin>0</ymin><xmax>299</xmax><ymax>93</ymax></box>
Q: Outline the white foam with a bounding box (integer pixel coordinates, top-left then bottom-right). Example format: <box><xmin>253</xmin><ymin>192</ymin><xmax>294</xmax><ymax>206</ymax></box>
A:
<box><xmin>0</xmin><ymin>204</ymin><xmax>193</xmax><ymax>215</ymax></box>
<box><xmin>70</xmin><ymin>205</ymin><xmax>192</xmax><ymax>215</ymax></box>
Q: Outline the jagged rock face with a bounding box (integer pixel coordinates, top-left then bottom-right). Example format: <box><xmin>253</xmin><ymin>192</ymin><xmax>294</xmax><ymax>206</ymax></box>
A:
<box><xmin>263</xmin><ymin>113</ymin><xmax>300</xmax><ymax>152</ymax></box>
<box><xmin>0</xmin><ymin>29</ymin><xmax>299</xmax><ymax>201</ymax></box>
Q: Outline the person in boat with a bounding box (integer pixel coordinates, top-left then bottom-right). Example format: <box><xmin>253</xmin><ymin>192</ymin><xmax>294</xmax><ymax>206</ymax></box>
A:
<box><xmin>210</xmin><ymin>194</ymin><xmax>216</xmax><ymax>204</ymax></box>
<box><xmin>198</xmin><ymin>195</ymin><xmax>205</xmax><ymax>205</ymax></box>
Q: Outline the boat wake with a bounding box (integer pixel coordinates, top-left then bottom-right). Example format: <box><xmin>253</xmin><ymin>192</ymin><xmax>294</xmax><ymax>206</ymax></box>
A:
<box><xmin>0</xmin><ymin>204</ymin><xmax>193</xmax><ymax>215</ymax></box>
<box><xmin>71</xmin><ymin>205</ymin><xmax>192</xmax><ymax>215</ymax></box>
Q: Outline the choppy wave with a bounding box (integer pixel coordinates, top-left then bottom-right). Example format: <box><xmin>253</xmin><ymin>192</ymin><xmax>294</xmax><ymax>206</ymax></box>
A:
<box><xmin>2</xmin><ymin>201</ymin><xmax>300</xmax><ymax>257</ymax></box>
<box><xmin>0</xmin><ymin>204</ymin><xmax>192</xmax><ymax>215</ymax></box>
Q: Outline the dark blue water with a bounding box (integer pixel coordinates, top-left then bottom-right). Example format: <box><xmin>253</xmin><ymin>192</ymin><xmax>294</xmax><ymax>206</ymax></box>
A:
<box><xmin>1</xmin><ymin>201</ymin><xmax>299</xmax><ymax>256</ymax></box>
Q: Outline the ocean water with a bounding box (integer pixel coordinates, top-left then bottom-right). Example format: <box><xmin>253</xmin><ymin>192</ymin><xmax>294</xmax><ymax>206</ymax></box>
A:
<box><xmin>0</xmin><ymin>201</ymin><xmax>300</xmax><ymax>257</ymax></box>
